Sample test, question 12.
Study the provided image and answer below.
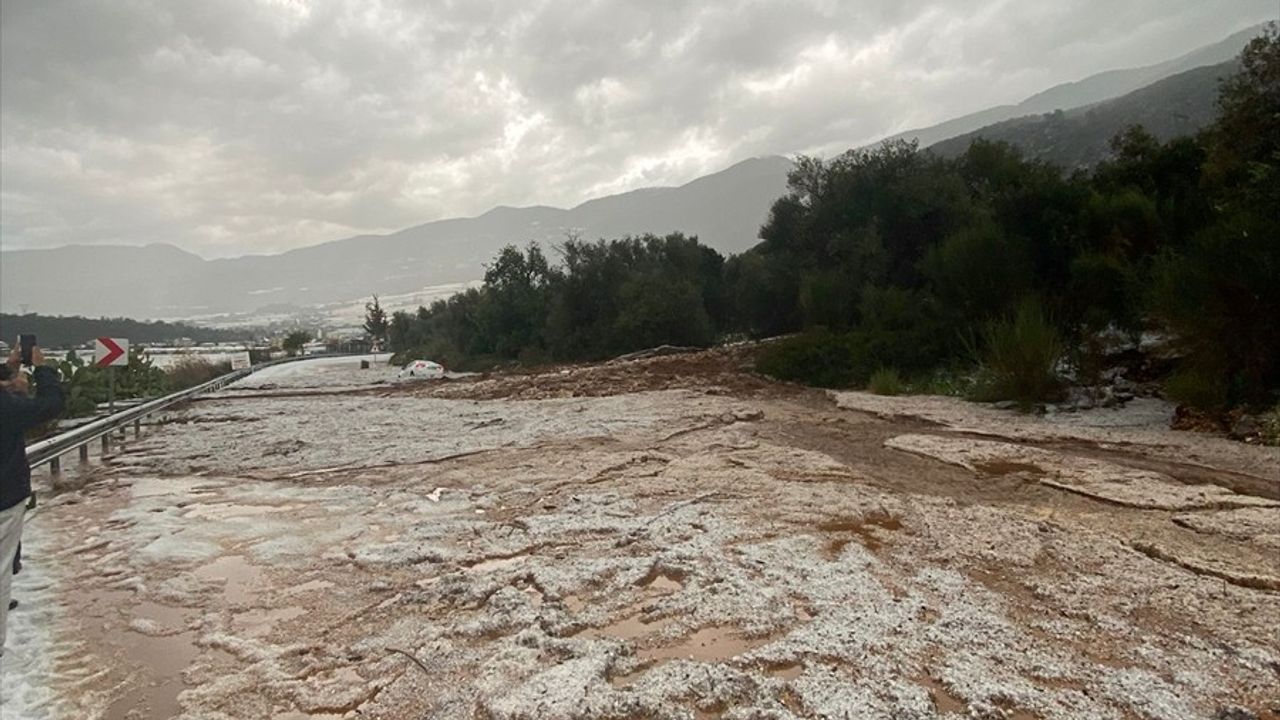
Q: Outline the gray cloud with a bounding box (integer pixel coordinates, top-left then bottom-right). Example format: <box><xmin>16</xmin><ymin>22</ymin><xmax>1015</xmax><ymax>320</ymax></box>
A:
<box><xmin>1</xmin><ymin>0</ymin><xmax>1273</xmax><ymax>258</ymax></box>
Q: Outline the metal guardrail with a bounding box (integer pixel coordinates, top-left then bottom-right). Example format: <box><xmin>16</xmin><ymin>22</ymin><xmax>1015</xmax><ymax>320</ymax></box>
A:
<box><xmin>25</xmin><ymin>353</ymin><xmax>359</xmax><ymax>472</ymax></box>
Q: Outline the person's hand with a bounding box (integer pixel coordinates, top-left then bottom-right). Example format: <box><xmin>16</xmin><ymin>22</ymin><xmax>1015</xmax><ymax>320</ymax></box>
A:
<box><xmin>29</xmin><ymin>346</ymin><xmax>45</xmax><ymax>366</ymax></box>
<box><xmin>5</xmin><ymin>347</ymin><xmax>18</xmax><ymax>371</ymax></box>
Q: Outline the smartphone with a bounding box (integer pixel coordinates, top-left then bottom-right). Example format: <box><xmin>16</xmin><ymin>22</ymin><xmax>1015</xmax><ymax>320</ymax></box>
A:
<box><xmin>19</xmin><ymin>334</ymin><xmax>36</xmax><ymax>365</ymax></box>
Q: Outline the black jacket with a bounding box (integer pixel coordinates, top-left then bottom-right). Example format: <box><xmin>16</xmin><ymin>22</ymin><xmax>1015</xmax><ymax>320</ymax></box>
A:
<box><xmin>1</xmin><ymin>366</ymin><xmax>65</xmax><ymax>511</ymax></box>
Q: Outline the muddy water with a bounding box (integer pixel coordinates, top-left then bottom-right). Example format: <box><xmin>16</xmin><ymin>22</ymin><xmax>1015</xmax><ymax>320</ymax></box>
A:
<box><xmin>233</xmin><ymin>606</ymin><xmax>306</xmax><ymax>638</ymax></box>
<box><xmin>194</xmin><ymin>554</ymin><xmax>263</xmax><ymax>603</ymax></box>
<box><xmin>818</xmin><ymin>513</ymin><xmax>903</xmax><ymax>554</ymax></box>
<box><xmin>104</xmin><ymin>603</ymin><xmax>200</xmax><ymax>720</ymax></box>
<box><xmin>639</xmin><ymin>626</ymin><xmax>772</xmax><ymax>663</ymax></box>
<box><xmin>916</xmin><ymin>675</ymin><xmax>967</xmax><ymax>714</ymax></box>
<box><xmin>764</xmin><ymin>661</ymin><xmax>804</xmax><ymax>680</ymax></box>
<box><xmin>636</xmin><ymin>567</ymin><xmax>684</xmax><ymax>592</ymax></box>
<box><xmin>583</xmin><ymin>612</ymin><xmax>675</xmax><ymax>641</ymax></box>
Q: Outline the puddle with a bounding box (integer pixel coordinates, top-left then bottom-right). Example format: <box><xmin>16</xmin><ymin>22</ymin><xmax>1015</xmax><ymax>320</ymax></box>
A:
<box><xmin>818</xmin><ymin>513</ymin><xmax>903</xmax><ymax>554</ymax></box>
<box><xmin>131</xmin><ymin>601</ymin><xmax>190</xmax><ymax>634</ymax></box>
<box><xmin>233</xmin><ymin>606</ymin><xmax>306</xmax><ymax>638</ymax></box>
<box><xmin>636</xmin><ymin>567</ymin><xmax>685</xmax><ymax>593</ymax></box>
<box><xmin>582</xmin><ymin>612</ymin><xmax>674</xmax><ymax>641</ymax></box>
<box><xmin>105</xmin><ymin>625</ymin><xmax>202</xmax><ymax>720</ymax></box>
<box><xmin>282</xmin><ymin>578</ymin><xmax>334</xmax><ymax>597</ymax></box>
<box><xmin>638</xmin><ymin>626</ymin><xmax>771</xmax><ymax>663</ymax></box>
<box><xmin>764</xmin><ymin>661</ymin><xmax>803</xmax><ymax>680</ymax></box>
<box><xmin>917</xmin><ymin>676</ymin><xmax>968</xmax><ymax>714</ymax></box>
<box><xmin>193</xmin><ymin>554</ymin><xmax>263</xmax><ymax>603</ymax></box>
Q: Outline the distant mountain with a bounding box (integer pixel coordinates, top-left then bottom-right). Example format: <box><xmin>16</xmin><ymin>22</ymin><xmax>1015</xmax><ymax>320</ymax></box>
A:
<box><xmin>928</xmin><ymin>60</ymin><xmax>1236</xmax><ymax>168</ymax></box>
<box><xmin>873</xmin><ymin>23</ymin><xmax>1263</xmax><ymax>150</ymax></box>
<box><xmin>0</xmin><ymin>156</ymin><xmax>793</xmax><ymax>318</ymax></box>
<box><xmin>0</xmin><ymin>243</ymin><xmax>206</xmax><ymax>319</ymax></box>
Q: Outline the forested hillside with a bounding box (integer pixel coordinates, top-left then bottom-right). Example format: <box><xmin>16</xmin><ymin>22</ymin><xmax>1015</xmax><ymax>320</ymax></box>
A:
<box><xmin>0</xmin><ymin>313</ymin><xmax>255</xmax><ymax>349</ymax></box>
<box><xmin>386</xmin><ymin>27</ymin><xmax>1280</xmax><ymax>420</ymax></box>
<box><xmin>929</xmin><ymin>61</ymin><xmax>1238</xmax><ymax>168</ymax></box>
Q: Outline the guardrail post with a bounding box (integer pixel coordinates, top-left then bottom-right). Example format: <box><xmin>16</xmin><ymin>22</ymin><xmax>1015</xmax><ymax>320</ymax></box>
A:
<box><xmin>102</xmin><ymin>435</ymin><xmax>110</xmax><ymax>453</ymax></box>
<box><xmin>134</xmin><ymin>419</ymin><xmax>141</xmax><ymax>438</ymax></box>
<box><xmin>79</xmin><ymin>444</ymin><xmax>90</xmax><ymax>463</ymax></box>
<box><xmin>50</xmin><ymin>456</ymin><xmax>61</xmax><ymax>476</ymax></box>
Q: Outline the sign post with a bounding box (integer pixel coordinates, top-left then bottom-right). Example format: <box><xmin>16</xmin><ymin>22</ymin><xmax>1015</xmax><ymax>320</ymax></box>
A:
<box><xmin>94</xmin><ymin>337</ymin><xmax>129</xmax><ymax>412</ymax></box>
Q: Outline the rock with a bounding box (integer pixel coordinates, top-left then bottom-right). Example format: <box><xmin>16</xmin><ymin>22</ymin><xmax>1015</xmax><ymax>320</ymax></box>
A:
<box><xmin>1091</xmin><ymin>324</ymin><xmax>1139</xmax><ymax>356</ymax></box>
<box><xmin>1140</xmin><ymin>330</ymin><xmax>1185</xmax><ymax>360</ymax></box>
<box><xmin>1229</xmin><ymin>415</ymin><xmax>1261</xmax><ymax>440</ymax></box>
<box><xmin>1215</xmin><ymin>706</ymin><xmax>1258</xmax><ymax>720</ymax></box>
<box><xmin>1100</xmin><ymin>387</ymin><xmax>1120</xmax><ymax>408</ymax></box>
<box><xmin>992</xmin><ymin>401</ymin><xmax>1019</xmax><ymax>411</ymax></box>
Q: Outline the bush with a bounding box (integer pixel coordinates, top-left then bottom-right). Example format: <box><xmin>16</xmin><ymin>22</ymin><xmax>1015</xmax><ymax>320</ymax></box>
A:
<box><xmin>867</xmin><ymin>368</ymin><xmax>904</xmax><ymax>396</ymax></box>
<box><xmin>165</xmin><ymin>358</ymin><xmax>231</xmax><ymax>391</ymax></box>
<box><xmin>1148</xmin><ymin>212</ymin><xmax>1280</xmax><ymax>408</ymax></box>
<box><xmin>969</xmin><ymin>300</ymin><xmax>1065</xmax><ymax>406</ymax></box>
<box><xmin>1068</xmin><ymin>252</ymin><xmax>1139</xmax><ymax>331</ymax></box>
<box><xmin>910</xmin><ymin>368</ymin><xmax>974</xmax><ymax>397</ymax></box>
<box><xmin>1261</xmin><ymin>406</ymin><xmax>1280</xmax><ymax>447</ymax></box>
<box><xmin>756</xmin><ymin>330</ymin><xmax>867</xmax><ymax>388</ymax></box>
<box><xmin>1163</xmin><ymin>367</ymin><xmax>1229</xmax><ymax>411</ymax></box>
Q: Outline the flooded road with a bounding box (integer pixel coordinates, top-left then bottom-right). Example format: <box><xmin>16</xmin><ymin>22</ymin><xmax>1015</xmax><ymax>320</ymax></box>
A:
<box><xmin>8</xmin><ymin>351</ymin><xmax>1279</xmax><ymax>719</ymax></box>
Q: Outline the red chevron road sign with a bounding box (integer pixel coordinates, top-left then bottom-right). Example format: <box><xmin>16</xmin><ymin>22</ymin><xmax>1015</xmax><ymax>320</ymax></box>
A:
<box><xmin>95</xmin><ymin>337</ymin><xmax>128</xmax><ymax>367</ymax></box>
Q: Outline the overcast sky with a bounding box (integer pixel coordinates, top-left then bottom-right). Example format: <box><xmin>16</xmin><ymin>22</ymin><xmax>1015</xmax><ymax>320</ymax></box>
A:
<box><xmin>1</xmin><ymin>1</ymin><xmax>1273</xmax><ymax>259</ymax></box>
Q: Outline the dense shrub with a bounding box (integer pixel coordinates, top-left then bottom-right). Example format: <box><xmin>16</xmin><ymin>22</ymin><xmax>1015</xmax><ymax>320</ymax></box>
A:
<box><xmin>969</xmin><ymin>301</ymin><xmax>1065</xmax><ymax>406</ymax></box>
<box><xmin>1067</xmin><ymin>252</ymin><xmax>1140</xmax><ymax>331</ymax></box>
<box><xmin>1261</xmin><ymin>407</ymin><xmax>1280</xmax><ymax>447</ymax></box>
<box><xmin>1149</xmin><ymin>213</ymin><xmax>1280</xmax><ymax>409</ymax></box>
<box><xmin>756</xmin><ymin>331</ymin><xmax>866</xmax><ymax>388</ymax></box>
<box><xmin>165</xmin><ymin>358</ymin><xmax>232</xmax><ymax>391</ymax></box>
<box><xmin>1163</xmin><ymin>367</ymin><xmax>1230</xmax><ymax>412</ymax></box>
<box><xmin>867</xmin><ymin>368</ymin><xmax>904</xmax><ymax>396</ymax></box>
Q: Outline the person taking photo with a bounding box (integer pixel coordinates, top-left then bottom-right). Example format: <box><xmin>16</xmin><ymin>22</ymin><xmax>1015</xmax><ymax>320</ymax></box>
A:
<box><xmin>0</xmin><ymin>344</ymin><xmax>64</xmax><ymax>661</ymax></box>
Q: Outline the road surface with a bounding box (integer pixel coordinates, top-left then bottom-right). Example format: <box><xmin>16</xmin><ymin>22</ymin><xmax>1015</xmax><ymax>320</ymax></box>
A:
<box><xmin>7</xmin><ymin>350</ymin><xmax>1279</xmax><ymax>719</ymax></box>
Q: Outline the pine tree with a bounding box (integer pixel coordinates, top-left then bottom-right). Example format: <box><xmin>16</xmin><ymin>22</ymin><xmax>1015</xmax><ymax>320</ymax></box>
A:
<box><xmin>363</xmin><ymin>295</ymin><xmax>389</xmax><ymax>350</ymax></box>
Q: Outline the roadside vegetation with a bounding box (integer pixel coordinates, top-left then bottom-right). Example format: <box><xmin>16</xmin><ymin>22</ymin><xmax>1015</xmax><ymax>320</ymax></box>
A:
<box><xmin>51</xmin><ymin>348</ymin><xmax>231</xmax><ymax>419</ymax></box>
<box><xmin>386</xmin><ymin>29</ymin><xmax>1278</xmax><ymax>421</ymax></box>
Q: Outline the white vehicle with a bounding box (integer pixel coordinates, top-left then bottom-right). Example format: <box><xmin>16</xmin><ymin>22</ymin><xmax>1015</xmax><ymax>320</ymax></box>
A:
<box><xmin>399</xmin><ymin>359</ymin><xmax>445</xmax><ymax>379</ymax></box>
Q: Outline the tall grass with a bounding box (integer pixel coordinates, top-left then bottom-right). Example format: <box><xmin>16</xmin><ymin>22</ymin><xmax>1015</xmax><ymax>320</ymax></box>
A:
<box><xmin>165</xmin><ymin>358</ymin><xmax>232</xmax><ymax>391</ymax></box>
<box><xmin>969</xmin><ymin>300</ymin><xmax>1065</xmax><ymax>407</ymax></box>
<box><xmin>867</xmin><ymin>367</ymin><xmax>904</xmax><ymax>396</ymax></box>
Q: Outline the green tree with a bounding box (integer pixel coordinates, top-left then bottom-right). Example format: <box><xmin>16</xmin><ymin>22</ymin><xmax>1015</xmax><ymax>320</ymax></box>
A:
<box><xmin>282</xmin><ymin>330</ymin><xmax>311</xmax><ymax>357</ymax></box>
<box><xmin>363</xmin><ymin>295</ymin><xmax>389</xmax><ymax>349</ymax></box>
<box><xmin>1149</xmin><ymin>25</ymin><xmax>1280</xmax><ymax>408</ymax></box>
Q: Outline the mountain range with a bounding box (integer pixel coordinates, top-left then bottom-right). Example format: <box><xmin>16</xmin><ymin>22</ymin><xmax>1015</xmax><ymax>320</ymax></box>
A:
<box><xmin>0</xmin><ymin>23</ymin><xmax>1266</xmax><ymax>321</ymax></box>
